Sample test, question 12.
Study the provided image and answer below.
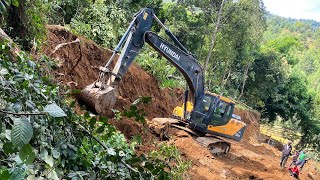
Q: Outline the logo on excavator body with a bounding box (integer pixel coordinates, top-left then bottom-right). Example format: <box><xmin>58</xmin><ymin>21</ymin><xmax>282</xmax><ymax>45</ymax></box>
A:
<box><xmin>143</xmin><ymin>12</ymin><xmax>148</xmax><ymax>20</ymax></box>
<box><xmin>160</xmin><ymin>43</ymin><xmax>180</xmax><ymax>61</ymax></box>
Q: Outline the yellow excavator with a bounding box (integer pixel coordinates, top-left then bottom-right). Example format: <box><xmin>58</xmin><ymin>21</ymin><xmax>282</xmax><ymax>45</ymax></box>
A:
<box><xmin>172</xmin><ymin>93</ymin><xmax>246</xmax><ymax>142</ymax></box>
<box><xmin>78</xmin><ymin>8</ymin><xmax>246</xmax><ymax>154</ymax></box>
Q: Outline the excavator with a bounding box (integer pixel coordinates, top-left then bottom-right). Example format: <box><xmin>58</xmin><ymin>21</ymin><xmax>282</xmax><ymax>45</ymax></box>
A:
<box><xmin>79</xmin><ymin>8</ymin><xmax>246</xmax><ymax>154</ymax></box>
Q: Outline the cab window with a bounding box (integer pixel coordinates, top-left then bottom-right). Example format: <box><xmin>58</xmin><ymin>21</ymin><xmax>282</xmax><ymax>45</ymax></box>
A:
<box><xmin>212</xmin><ymin>101</ymin><xmax>232</xmax><ymax>120</ymax></box>
<box><xmin>199</xmin><ymin>96</ymin><xmax>212</xmax><ymax>113</ymax></box>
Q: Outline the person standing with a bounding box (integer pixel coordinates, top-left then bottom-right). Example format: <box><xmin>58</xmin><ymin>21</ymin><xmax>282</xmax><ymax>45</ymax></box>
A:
<box><xmin>280</xmin><ymin>140</ymin><xmax>292</xmax><ymax>168</ymax></box>
<box><xmin>295</xmin><ymin>150</ymin><xmax>308</xmax><ymax>172</ymax></box>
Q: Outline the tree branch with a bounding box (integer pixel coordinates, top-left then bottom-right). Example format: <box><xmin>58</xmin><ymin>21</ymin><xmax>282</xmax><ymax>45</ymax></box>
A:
<box><xmin>0</xmin><ymin>28</ymin><xmax>21</xmax><ymax>59</ymax></box>
<box><xmin>0</xmin><ymin>109</ymin><xmax>47</xmax><ymax>116</ymax></box>
<box><xmin>69</xmin><ymin>43</ymin><xmax>83</xmax><ymax>74</ymax></box>
<box><xmin>203</xmin><ymin>0</ymin><xmax>225</xmax><ymax>77</ymax></box>
<box><xmin>50</xmin><ymin>38</ymin><xmax>80</xmax><ymax>57</ymax></box>
<box><xmin>75</xmin><ymin>122</ymin><xmax>140</xmax><ymax>174</ymax></box>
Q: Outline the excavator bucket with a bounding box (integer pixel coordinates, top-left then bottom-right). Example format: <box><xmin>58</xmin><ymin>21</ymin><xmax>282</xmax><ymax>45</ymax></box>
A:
<box><xmin>147</xmin><ymin>118</ymin><xmax>175</xmax><ymax>140</ymax></box>
<box><xmin>78</xmin><ymin>83</ymin><xmax>117</xmax><ymax>114</ymax></box>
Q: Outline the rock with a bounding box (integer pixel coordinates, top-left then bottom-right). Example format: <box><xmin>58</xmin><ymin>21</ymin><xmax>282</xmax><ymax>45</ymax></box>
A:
<box><xmin>308</xmin><ymin>172</ymin><xmax>316</xmax><ymax>180</ymax></box>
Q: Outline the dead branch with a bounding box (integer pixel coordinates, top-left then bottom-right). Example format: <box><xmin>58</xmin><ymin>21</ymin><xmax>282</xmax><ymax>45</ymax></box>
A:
<box><xmin>69</xmin><ymin>43</ymin><xmax>83</xmax><ymax>74</ymax></box>
<box><xmin>50</xmin><ymin>38</ymin><xmax>80</xmax><ymax>56</ymax></box>
<box><xmin>0</xmin><ymin>109</ymin><xmax>47</xmax><ymax>116</ymax></box>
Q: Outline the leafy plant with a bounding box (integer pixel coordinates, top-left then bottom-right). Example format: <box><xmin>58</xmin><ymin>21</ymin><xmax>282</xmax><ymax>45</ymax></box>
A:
<box><xmin>1</xmin><ymin>0</ymin><xmax>47</xmax><ymax>50</ymax></box>
<box><xmin>0</xmin><ymin>40</ymin><xmax>186</xmax><ymax>179</ymax></box>
<box><xmin>123</xmin><ymin>96</ymin><xmax>152</xmax><ymax>124</ymax></box>
<box><xmin>136</xmin><ymin>48</ymin><xmax>185</xmax><ymax>88</ymax></box>
<box><xmin>46</xmin><ymin>0</ymin><xmax>92</xmax><ymax>24</ymax></box>
<box><xmin>70</xmin><ymin>2</ymin><xmax>128</xmax><ymax>48</ymax></box>
<box><xmin>149</xmin><ymin>143</ymin><xmax>191</xmax><ymax>180</ymax></box>
<box><xmin>0</xmin><ymin>0</ymin><xmax>18</xmax><ymax>14</ymax></box>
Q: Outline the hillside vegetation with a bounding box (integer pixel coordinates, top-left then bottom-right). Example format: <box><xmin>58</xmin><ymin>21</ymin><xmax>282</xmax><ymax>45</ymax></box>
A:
<box><xmin>0</xmin><ymin>0</ymin><xmax>319</xmax><ymax>179</ymax></box>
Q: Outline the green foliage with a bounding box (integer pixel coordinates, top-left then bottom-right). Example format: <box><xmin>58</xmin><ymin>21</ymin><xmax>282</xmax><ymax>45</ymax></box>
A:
<box><xmin>264</xmin><ymin>35</ymin><xmax>301</xmax><ymax>55</ymax></box>
<box><xmin>19</xmin><ymin>143</ymin><xmax>36</xmax><ymax>165</ymax></box>
<box><xmin>149</xmin><ymin>143</ymin><xmax>191</xmax><ymax>180</ymax></box>
<box><xmin>136</xmin><ymin>48</ymin><xmax>184</xmax><ymax>88</ymax></box>
<box><xmin>259</xmin><ymin>14</ymin><xmax>320</xmax><ymax>151</ymax></box>
<box><xmin>70</xmin><ymin>2</ymin><xmax>128</xmax><ymax>48</ymax></box>
<box><xmin>244</xmin><ymin>49</ymin><xmax>289</xmax><ymax>112</ymax></box>
<box><xmin>46</xmin><ymin>0</ymin><xmax>92</xmax><ymax>24</ymax></box>
<box><xmin>0</xmin><ymin>0</ymin><xmax>18</xmax><ymax>14</ymax></box>
<box><xmin>11</xmin><ymin>117</ymin><xmax>33</xmax><ymax>148</ymax></box>
<box><xmin>1</xmin><ymin>0</ymin><xmax>47</xmax><ymax>50</ymax></box>
<box><xmin>123</xmin><ymin>96</ymin><xmax>152</xmax><ymax>124</ymax></box>
<box><xmin>43</xmin><ymin>103</ymin><xmax>67</xmax><ymax>117</ymax></box>
<box><xmin>0</xmin><ymin>41</ymin><xmax>186</xmax><ymax>179</ymax></box>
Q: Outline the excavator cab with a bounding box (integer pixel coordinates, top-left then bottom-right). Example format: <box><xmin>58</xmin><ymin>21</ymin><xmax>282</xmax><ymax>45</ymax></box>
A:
<box><xmin>173</xmin><ymin>92</ymin><xmax>246</xmax><ymax>141</ymax></box>
<box><xmin>173</xmin><ymin>93</ymin><xmax>233</xmax><ymax>124</ymax></box>
<box><xmin>190</xmin><ymin>93</ymin><xmax>246</xmax><ymax>141</ymax></box>
<box><xmin>183</xmin><ymin>93</ymin><xmax>230</xmax><ymax>127</ymax></box>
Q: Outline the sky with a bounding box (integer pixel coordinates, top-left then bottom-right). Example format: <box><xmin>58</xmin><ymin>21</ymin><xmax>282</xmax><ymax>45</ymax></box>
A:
<box><xmin>263</xmin><ymin>0</ymin><xmax>320</xmax><ymax>21</ymax></box>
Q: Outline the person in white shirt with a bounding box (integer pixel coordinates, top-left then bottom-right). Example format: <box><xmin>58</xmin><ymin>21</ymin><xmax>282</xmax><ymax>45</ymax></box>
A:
<box><xmin>280</xmin><ymin>140</ymin><xmax>292</xmax><ymax>168</ymax></box>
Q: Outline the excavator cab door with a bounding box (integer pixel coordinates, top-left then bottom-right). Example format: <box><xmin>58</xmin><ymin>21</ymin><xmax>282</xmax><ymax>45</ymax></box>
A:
<box><xmin>206</xmin><ymin>100</ymin><xmax>233</xmax><ymax>126</ymax></box>
<box><xmin>189</xmin><ymin>94</ymin><xmax>219</xmax><ymax>131</ymax></box>
<box><xmin>189</xmin><ymin>94</ymin><xmax>234</xmax><ymax>132</ymax></box>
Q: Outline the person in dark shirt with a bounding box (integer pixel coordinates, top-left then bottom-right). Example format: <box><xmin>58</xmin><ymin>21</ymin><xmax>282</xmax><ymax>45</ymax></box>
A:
<box><xmin>280</xmin><ymin>140</ymin><xmax>292</xmax><ymax>168</ymax></box>
<box><xmin>289</xmin><ymin>150</ymin><xmax>300</xmax><ymax>167</ymax></box>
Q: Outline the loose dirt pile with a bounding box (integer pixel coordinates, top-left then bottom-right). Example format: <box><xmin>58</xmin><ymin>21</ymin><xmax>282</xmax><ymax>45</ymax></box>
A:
<box><xmin>172</xmin><ymin>132</ymin><xmax>320</xmax><ymax>180</ymax></box>
<box><xmin>43</xmin><ymin>25</ymin><xmax>320</xmax><ymax>180</ymax></box>
<box><xmin>234</xmin><ymin>108</ymin><xmax>261</xmax><ymax>143</ymax></box>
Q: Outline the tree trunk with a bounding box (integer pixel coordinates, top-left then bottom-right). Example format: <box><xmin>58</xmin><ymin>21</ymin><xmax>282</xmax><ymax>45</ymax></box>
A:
<box><xmin>222</xmin><ymin>69</ymin><xmax>231</xmax><ymax>88</ymax></box>
<box><xmin>238</xmin><ymin>65</ymin><xmax>249</xmax><ymax>100</ymax></box>
<box><xmin>0</xmin><ymin>28</ymin><xmax>21</xmax><ymax>58</ymax></box>
<box><xmin>203</xmin><ymin>0</ymin><xmax>225</xmax><ymax>78</ymax></box>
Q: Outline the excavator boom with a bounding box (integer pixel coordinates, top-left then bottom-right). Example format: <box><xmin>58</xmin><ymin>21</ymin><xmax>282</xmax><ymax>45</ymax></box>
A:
<box><xmin>79</xmin><ymin>8</ymin><xmax>204</xmax><ymax>113</ymax></box>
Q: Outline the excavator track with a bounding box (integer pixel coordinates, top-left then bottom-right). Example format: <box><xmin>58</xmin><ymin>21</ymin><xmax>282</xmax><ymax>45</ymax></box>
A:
<box><xmin>148</xmin><ymin>118</ymin><xmax>231</xmax><ymax>155</ymax></box>
<box><xmin>196</xmin><ymin>136</ymin><xmax>231</xmax><ymax>155</ymax></box>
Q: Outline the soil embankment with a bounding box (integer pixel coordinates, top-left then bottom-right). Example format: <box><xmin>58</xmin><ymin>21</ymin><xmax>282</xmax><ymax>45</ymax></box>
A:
<box><xmin>43</xmin><ymin>25</ymin><xmax>320</xmax><ymax>180</ymax></box>
<box><xmin>44</xmin><ymin>25</ymin><xmax>181</xmax><ymax>118</ymax></box>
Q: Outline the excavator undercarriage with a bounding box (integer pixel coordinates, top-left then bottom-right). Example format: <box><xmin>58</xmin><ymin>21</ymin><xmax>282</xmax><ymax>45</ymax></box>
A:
<box><xmin>148</xmin><ymin>118</ymin><xmax>231</xmax><ymax>155</ymax></box>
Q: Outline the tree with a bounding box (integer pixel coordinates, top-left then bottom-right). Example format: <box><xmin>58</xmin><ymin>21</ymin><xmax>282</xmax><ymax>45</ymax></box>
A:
<box><xmin>203</xmin><ymin>0</ymin><xmax>225</xmax><ymax>77</ymax></box>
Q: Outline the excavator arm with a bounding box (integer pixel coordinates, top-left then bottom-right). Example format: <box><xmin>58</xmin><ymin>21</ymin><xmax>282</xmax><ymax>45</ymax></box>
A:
<box><xmin>105</xmin><ymin>8</ymin><xmax>204</xmax><ymax>104</ymax></box>
<box><xmin>149</xmin><ymin>32</ymin><xmax>205</xmax><ymax>102</ymax></box>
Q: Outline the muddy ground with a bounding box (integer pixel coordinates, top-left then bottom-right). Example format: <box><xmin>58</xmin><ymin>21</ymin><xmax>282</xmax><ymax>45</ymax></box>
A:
<box><xmin>42</xmin><ymin>25</ymin><xmax>320</xmax><ymax>180</ymax></box>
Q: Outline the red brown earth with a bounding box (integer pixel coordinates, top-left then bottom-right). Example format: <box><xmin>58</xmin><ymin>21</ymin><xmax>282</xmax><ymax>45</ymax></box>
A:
<box><xmin>42</xmin><ymin>25</ymin><xmax>320</xmax><ymax>180</ymax></box>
